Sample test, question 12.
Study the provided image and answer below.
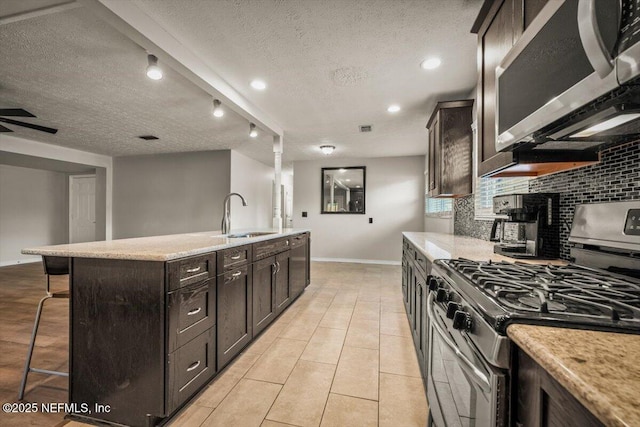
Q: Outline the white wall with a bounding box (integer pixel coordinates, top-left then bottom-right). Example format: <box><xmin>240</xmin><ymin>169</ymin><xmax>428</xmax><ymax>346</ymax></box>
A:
<box><xmin>293</xmin><ymin>156</ymin><xmax>425</xmax><ymax>264</ymax></box>
<box><xmin>113</xmin><ymin>151</ymin><xmax>231</xmax><ymax>238</ymax></box>
<box><xmin>0</xmin><ymin>165</ymin><xmax>69</xmax><ymax>265</ymax></box>
<box><xmin>229</xmin><ymin>151</ymin><xmax>274</xmax><ymax>230</ymax></box>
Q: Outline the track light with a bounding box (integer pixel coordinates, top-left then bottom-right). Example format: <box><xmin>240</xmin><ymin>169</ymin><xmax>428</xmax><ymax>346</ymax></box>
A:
<box><xmin>320</xmin><ymin>145</ymin><xmax>335</xmax><ymax>155</ymax></box>
<box><xmin>249</xmin><ymin>123</ymin><xmax>258</xmax><ymax>138</ymax></box>
<box><xmin>146</xmin><ymin>54</ymin><xmax>163</xmax><ymax>80</ymax></box>
<box><xmin>212</xmin><ymin>99</ymin><xmax>224</xmax><ymax>118</ymax></box>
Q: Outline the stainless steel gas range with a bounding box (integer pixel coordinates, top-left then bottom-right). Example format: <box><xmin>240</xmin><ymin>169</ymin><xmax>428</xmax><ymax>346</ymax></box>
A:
<box><xmin>426</xmin><ymin>201</ymin><xmax>640</xmax><ymax>427</ymax></box>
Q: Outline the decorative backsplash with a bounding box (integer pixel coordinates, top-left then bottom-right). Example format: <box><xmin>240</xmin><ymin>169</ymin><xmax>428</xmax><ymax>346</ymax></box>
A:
<box><xmin>454</xmin><ymin>141</ymin><xmax>640</xmax><ymax>260</ymax></box>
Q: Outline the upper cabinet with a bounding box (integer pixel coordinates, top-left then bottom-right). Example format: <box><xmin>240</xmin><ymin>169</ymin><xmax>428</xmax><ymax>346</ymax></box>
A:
<box><xmin>472</xmin><ymin>0</ymin><xmax>601</xmax><ymax>177</ymax></box>
<box><xmin>427</xmin><ymin>100</ymin><xmax>474</xmax><ymax>198</ymax></box>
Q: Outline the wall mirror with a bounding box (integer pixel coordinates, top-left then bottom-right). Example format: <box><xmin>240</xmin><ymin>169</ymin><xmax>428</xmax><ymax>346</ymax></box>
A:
<box><xmin>321</xmin><ymin>166</ymin><xmax>366</xmax><ymax>214</ymax></box>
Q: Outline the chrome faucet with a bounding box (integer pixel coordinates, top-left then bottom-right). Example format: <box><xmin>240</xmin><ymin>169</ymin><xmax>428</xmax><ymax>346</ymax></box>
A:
<box><xmin>221</xmin><ymin>192</ymin><xmax>247</xmax><ymax>234</ymax></box>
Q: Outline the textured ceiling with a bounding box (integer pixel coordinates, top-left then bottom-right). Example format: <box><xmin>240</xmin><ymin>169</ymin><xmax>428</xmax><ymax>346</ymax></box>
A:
<box><xmin>0</xmin><ymin>0</ymin><xmax>482</xmax><ymax>167</ymax></box>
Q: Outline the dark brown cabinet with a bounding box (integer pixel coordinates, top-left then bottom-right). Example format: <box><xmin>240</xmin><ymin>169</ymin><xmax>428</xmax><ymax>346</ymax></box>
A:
<box><xmin>217</xmin><ymin>264</ymin><xmax>252</xmax><ymax>369</ymax></box>
<box><xmin>275</xmin><ymin>250</ymin><xmax>291</xmax><ymax>314</ymax></box>
<box><xmin>426</xmin><ymin>100</ymin><xmax>474</xmax><ymax>197</ymax></box>
<box><xmin>290</xmin><ymin>233</ymin><xmax>309</xmax><ymax>300</ymax></box>
<box><xmin>515</xmin><ymin>348</ymin><xmax>604</xmax><ymax>427</ymax></box>
<box><xmin>252</xmin><ymin>256</ymin><xmax>276</xmax><ymax>336</ymax></box>
<box><xmin>402</xmin><ymin>237</ymin><xmax>431</xmax><ymax>380</ymax></box>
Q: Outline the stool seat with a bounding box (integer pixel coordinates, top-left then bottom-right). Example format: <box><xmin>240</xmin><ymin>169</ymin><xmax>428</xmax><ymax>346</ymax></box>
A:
<box><xmin>18</xmin><ymin>256</ymin><xmax>70</xmax><ymax>400</ymax></box>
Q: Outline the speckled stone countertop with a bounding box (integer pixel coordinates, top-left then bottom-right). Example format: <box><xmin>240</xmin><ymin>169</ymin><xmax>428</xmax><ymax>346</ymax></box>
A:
<box><xmin>402</xmin><ymin>231</ymin><xmax>566</xmax><ymax>264</ymax></box>
<box><xmin>508</xmin><ymin>324</ymin><xmax>640</xmax><ymax>427</ymax></box>
<box><xmin>22</xmin><ymin>228</ymin><xmax>310</xmax><ymax>261</ymax></box>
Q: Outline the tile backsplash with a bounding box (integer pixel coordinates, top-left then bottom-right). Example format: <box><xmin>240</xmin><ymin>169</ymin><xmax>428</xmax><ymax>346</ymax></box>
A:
<box><xmin>454</xmin><ymin>141</ymin><xmax>640</xmax><ymax>260</ymax></box>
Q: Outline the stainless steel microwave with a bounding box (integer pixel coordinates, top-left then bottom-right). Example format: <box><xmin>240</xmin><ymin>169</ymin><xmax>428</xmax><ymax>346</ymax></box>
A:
<box><xmin>496</xmin><ymin>0</ymin><xmax>640</xmax><ymax>153</ymax></box>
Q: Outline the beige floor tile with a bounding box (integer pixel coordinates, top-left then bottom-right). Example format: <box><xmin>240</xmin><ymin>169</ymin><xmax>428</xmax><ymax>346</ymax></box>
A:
<box><xmin>279</xmin><ymin>313</ymin><xmax>323</xmax><ymax>341</ymax></box>
<box><xmin>167</xmin><ymin>404</ymin><xmax>214</xmax><ymax>427</ymax></box>
<box><xmin>300</xmin><ymin>327</ymin><xmax>347</xmax><ymax>365</ymax></box>
<box><xmin>380</xmin><ymin>311</ymin><xmax>412</xmax><ymax>337</ymax></box>
<box><xmin>201</xmin><ymin>379</ymin><xmax>281</xmax><ymax>427</ymax></box>
<box><xmin>245</xmin><ymin>321</ymin><xmax>288</xmax><ymax>355</ymax></box>
<box><xmin>318</xmin><ymin>308</ymin><xmax>353</xmax><ymax>330</ymax></box>
<box><xmin>351</xmin><ymin>301</ymin><xmax>380</xmax><ymax>321</ymax></box>
<box><xmin>225</xmin><ymin>351</ymin><xmax>261</xmax><ymax>376</ymax></box>
<box><xmin>320</xmin><ymin>393</ymin><xmax>378</xmax><ymax>427</ymax></box>
<box><xmin>195</xmin><ymin>371</ymin><xmax>243</xmax><ymax>409</ymax></box>
<box><xmin>266</xmin><ymin>360</ymin><xmax>336</xmax><ymax>426</ymax></box>
<box><xmin>379</xmin><ymin>373</ymin><xmax>428</xmax><ymax>427</ymax></box>
<box><xmin>331</xmin><ymin>346</ymin><xmax>379</xmax><ymax>401</ymax></box>
<box><xmin>245</xmin><ymin>337</ymin><xmax>308</xmax><ymax>384</ymax></box>
<box><xmin>261</xmin><ymin>420</ymin><xmax>297</xmax><ymax>427</ymax></box>
<box><xmin>344</xmin><ymin>318</ymin><xmax>380</xmax><ymax>350</ymax></box>
<box><xmin>380</xmin><ymin>334</ymin><xmax>422</xmax><ymax>378</ymax></box>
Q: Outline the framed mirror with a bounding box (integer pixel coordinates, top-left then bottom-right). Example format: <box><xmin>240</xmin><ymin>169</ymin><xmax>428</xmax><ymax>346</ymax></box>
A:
<box><xmin>321</xmin><ymin>166</ymin><xmax>366</xmax><ymax>214</ymax></box>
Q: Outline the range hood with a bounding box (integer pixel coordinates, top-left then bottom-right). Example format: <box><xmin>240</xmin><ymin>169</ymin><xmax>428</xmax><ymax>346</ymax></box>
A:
<box><xmin>493</xmin><ymin>0</ymin><xmax>640</xmax><ymax>172</ymax></box>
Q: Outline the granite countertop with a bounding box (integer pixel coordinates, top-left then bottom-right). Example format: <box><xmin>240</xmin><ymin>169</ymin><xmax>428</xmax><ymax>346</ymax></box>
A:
<box><xmin>508</xmin><ymin>324</ymin><xmax>640</xmax><ymax>427</ymax></box>
<box><xmin>22</xmin><ymin>228</ymin><xmax>310</xmax><ymax>261</ymax></box>
<box><xmin>402</xmin><ymin>231</ymin><xmax>566</xmax><ymax>264</ymax></box>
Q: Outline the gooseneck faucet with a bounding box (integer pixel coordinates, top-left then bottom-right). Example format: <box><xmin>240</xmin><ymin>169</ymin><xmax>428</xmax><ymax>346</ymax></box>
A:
<box><xmin>221</xmin><ymin>192</ymin><xmax>247</xmax><ymax>234</ymax></box>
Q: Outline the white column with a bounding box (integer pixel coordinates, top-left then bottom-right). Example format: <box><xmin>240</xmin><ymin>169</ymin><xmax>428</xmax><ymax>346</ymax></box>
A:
<box><xmin>273</xmin><ymin>135</ymin><xmax>283</xmax><ymax>230</ymax></box>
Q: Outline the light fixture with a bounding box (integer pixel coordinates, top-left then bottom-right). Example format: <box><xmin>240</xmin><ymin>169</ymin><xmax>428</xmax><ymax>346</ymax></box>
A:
<box><xmin>249</xmin><ymin>123</ymin><xmax>258</xmax><ymax>138</ymax></box>
<box><xmin>569</xmin><ymin>113</ymin><xmax>640</xmax><ymax>138</ymax></box>
<box><xmin>345</xmin><ymin>178</ymin><xmax>351</xmax><ymax>182</ymax></box>
<box><xmin>320</xmin><ymin>145</ymin><xmax>335</xmax><ymax>155</ymax></box>
<box><xmin>212</xmin><ymin>99</ymin><xmax>224</xmax><ymax>118</ymax></box>
<box><xmin>387</xmin><ymin>104</ymin><xmax>401</xmax><ymax>113</ymax></box>
<box><xmin>250</xmin><ymin>79</ymin><xmax>267</xmax><ymax>90</ymax></box>
<box><xmin>420</xmin><ymin>57</ymin><xmax>441</xmax><ymax>70</ymax></box>
<box><xmin>146</xmin><ymin>54</ymin><xmax>163</xmax><ymax>80</ymax></box>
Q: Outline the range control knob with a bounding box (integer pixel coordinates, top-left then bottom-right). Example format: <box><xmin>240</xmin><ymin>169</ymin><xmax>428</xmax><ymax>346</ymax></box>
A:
<box><xmin>428</xmin><ymin>276</ymin><xmax>439</xmax><ymax>292</ymax></box>
<box><xmin>435</xmin><ymin>288</ymin><xmax>449</xmax><ymax>303</ymax></box>
<box><xmin>452</xmin><ymin>310</ymin><xmax>472</xmax><ymax>331</ymax></box>
<box><xmin>446</xmin><ymin>302</ymin><xmax>459</xmax><ymax>319</ymax></box>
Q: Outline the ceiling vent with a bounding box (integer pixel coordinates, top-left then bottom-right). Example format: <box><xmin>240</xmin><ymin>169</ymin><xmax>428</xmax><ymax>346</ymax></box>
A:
<box><xmin>359</xmin><ymin>125</ymin><xmax>373</xmax><ymax>133</ymax></box>
<box><xmin>138</xmin><ymin>135</ymin><xmax>159</xmax><ymax>140</ymax></box>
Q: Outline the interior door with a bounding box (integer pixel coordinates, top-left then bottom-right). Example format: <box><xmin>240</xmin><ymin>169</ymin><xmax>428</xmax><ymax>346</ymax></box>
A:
<box><xmin>69</xmin><ymin>175</ymin><xmax>96</xmax><ymax>243</ymax></box>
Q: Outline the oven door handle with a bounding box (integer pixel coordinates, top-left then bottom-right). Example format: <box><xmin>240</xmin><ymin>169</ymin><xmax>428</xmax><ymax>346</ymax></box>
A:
<box><xmin>427</xmin><ymin>293</ymin><xmax>492</xmax><ymax>393</ymax></box>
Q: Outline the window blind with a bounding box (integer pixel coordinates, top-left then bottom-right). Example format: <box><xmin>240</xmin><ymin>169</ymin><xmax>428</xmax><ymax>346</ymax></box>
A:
<box><xmin>425</xmin><ymin>197</ymin><xmax>453</xmax><ymax>217</ymax></box>
<box><xmin>474</xmin><ymin>176</ymin><xmax>530</xmax><ymax>218</ymax></box>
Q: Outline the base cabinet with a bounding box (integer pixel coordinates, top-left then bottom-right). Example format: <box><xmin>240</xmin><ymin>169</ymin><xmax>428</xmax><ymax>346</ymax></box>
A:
<box><xmin>515</xmin><ymin>348</ymin><xmax>604</xmax><ymax>427</ymax></box>
<box><xmin>217</xmin><ymin>265</ymin><xmax>252</xmax><ymax>369</ymax></box>
<box><xmin>67</xmin><ymin>232</ymin><xmax>310</xmax><ymax>427</ymax></box>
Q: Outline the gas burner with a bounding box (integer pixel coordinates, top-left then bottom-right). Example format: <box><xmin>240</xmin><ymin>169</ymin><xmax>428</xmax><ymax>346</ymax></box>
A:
<box><xmin>517</xmin><ymin>295</ymin><xmax>567</xmax><ymax>312</ymax></box>
<box><xmin>441</xmin><ymin>258</ymin><xmax>640</xmax><ymax>323</ymax></box>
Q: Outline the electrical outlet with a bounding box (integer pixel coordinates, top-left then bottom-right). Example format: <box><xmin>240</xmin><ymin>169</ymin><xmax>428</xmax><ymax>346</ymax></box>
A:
<box><xmin>302</xmin><ymin>211</ymin><xmax>308</xmax><ymax>218</ymax></box>
<box><xmin>369</xmin><ymin>218</ymin><xmax>373</xmax><ymax>224</ymax></box>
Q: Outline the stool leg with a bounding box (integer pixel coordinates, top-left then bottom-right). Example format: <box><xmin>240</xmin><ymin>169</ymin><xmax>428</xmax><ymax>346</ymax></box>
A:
<box><xmin>18</xmin><ymin>295</ymin><xmax>50</xmax><ymax>400</ymax></box>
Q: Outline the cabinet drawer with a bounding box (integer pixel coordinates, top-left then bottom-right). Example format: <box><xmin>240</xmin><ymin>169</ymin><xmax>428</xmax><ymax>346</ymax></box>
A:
<box><xmin>253</xmin><ymin>238</ymin><xmax>290</xmax><ymax>260</ymax></box>
<box><xmin>167</xmin><ymin>253</ymin><xmax>216</xmax><ymax>291</ymax></box>
<box><xmin>414</xmin><ymin>250</ymin><xmax>428</xmax><ymax>278</ymax></box>
<box><xmin>290</xmin><ymin>233</ymin><xmax>307</xmax><ymax>249</ymax></box>
<box><xmin>167</xmin><ymin>279</ymin><xmax>216</xmax><ymax>352</ymax></box>
<box><xmin>167</xmin><ymin>328</ymin><xmax>216</xmax><ymax>413</ymax></box>
<box><xmin>221</xmin><ymin>264</ymin><xmax>249</xmax><ymax>284</ymax></box>
<box><xmin>217</xmin><ymin>245</ymin><xmax>250</xmax><ymax>275</ymax></box>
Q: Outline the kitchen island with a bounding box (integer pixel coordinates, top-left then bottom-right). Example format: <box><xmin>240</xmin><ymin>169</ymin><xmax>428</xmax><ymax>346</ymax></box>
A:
<box><xmin>22</xmin><ymin>229</ymin><xmax>310</xmax><ymax>427</ymax></box>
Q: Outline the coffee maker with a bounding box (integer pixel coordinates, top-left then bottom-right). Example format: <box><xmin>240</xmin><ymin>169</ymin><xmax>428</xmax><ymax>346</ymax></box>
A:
<box><xmin>490</xmin><ymin>193</ymin><xmax>560</xmax><ymax>259</ymax></box>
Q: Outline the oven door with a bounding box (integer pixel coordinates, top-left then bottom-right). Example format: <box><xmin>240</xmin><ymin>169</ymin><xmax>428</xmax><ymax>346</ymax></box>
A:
<box><xmin>426</xmin><ymin>294</ymin><xmax>507</xmax><ymax>427</ymax></box>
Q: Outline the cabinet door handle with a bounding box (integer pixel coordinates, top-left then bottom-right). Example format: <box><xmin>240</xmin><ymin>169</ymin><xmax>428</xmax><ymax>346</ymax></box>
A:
<box><xmin>186</xmin><ymin>360</ymin><xmax>201</xmax><ymax>372</ymax></box>
<box><xmin>186</xmin><ymin>266</ymin><xmax>202</xmax><ymax>274</ymax></box>
<box><xmin>230</xmin><ymin>253</ymin><xmax>242</xmax><ymax>260</ymax></box>
<box><xmin>276</xmin><ymin>261</ymin><xmax>281</xmax><ymax>274</ymax></box>
<box><xmin>232</xmin><ymin>270</ymin><xmax>242</xmax><ymax>278</ymax></box>
<box><xmin>187</xmin><ymin>307</ymin><xmax>202</xmax><ymax>316</ymax></box>
<box><xmin>272</xmin><ymin>263</ymin><xmax>277</xmax><ymax>275</ymax></box>
<box><xmin>285</xmin><ymin>240</ymin><xmax>289</xmax><ymax>246</ymax></box>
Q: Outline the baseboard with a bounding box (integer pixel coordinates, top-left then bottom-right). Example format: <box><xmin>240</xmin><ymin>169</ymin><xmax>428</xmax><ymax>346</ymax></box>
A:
<box><xmin>311</xmin><ymin>257</ymin><xmax>401</xmax><ymax>266</ymax></box>
<box><xmin>0</xmin><ymin>257</ymin><xmax>41</xmax><ymax>267</ymax></box>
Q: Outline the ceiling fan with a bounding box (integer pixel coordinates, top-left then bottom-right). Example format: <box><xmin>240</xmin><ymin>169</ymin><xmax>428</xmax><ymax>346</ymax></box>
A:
<box><xmin>0</xmin><ymin>108</ymin><xmax>58</xmax><ymax>134</ymax></box>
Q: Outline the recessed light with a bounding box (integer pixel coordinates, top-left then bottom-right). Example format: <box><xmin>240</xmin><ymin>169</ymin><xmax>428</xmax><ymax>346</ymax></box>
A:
<box><xmin>345</xmin><ymin>179</ymin><xmax>351</xmax><ymax>182</ymax></box>
<box><xmin>387</xmin><ymin>104</ymin><xmax>401</xmax><ymax>113</ymax></box>
<box><xmin>420</xmin><ymin>57</ymin><xmax>441</xmax><ymax>70</ymax></box>
<box><xmin>250</xmin><ymin>79</ymin><xmax>267</xmax><ymax>90</ymax></box>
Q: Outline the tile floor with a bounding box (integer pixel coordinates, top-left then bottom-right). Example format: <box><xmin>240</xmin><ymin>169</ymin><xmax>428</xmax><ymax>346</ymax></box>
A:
<box><xmin>0</xmin><ymin>261</ymin><xmax>428</xmax><ymax>427</ymax></box>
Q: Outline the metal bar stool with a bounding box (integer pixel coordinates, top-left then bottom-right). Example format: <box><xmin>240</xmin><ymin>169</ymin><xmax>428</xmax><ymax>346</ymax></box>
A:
<box><xmin>18</xmin><ymin>256</ymin><xmax>70</xmax><ymax>400</ymax></box>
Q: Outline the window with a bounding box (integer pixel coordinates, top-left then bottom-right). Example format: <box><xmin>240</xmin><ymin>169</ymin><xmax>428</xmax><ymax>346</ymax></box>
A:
<box><xmin>474</xmin><ymin>176</ymin><xmax>530</xmax><ymax>219</ymax></box>
<box><xmin>425</xmin><ymin>196</ymin><xmax>453</xmax><ymax>217</ymax></box>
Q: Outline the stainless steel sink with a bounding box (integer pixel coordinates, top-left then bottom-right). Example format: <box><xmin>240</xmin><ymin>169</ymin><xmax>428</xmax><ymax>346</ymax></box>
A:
<box><xmin>227</xmin><ymin>232</ymin><xmax>277</xmax><ymax>238</ymax></box>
